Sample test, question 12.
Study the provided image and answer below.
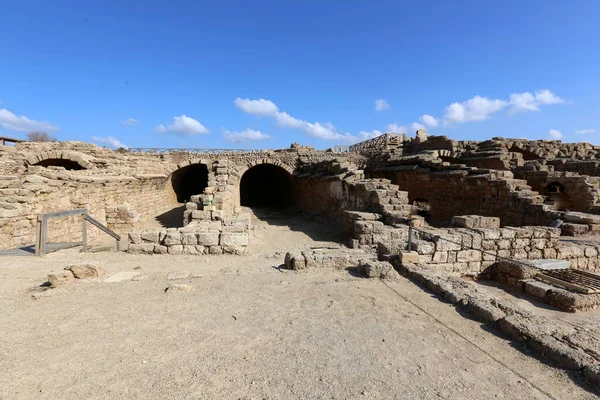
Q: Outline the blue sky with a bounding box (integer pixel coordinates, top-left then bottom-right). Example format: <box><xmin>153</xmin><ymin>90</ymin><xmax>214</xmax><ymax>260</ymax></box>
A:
<box><xmin>0</xmin><ymin>1</ymin><xmax>598</xmax><ymax>149</ymax></box>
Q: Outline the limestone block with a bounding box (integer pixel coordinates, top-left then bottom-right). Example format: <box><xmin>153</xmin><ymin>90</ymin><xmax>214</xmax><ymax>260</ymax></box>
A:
<box><xmin>128</xmin><ymin>232</ymin><xmax>142</xmax><ymax>244</ymax></box>
<box><xmin>209</xmin><ymin>246</ymin><xmax>223</xmax><ymax>255</ymax></box>
<box><xmin>400</xmin><ymin>251</ymin><xmax>420</xmax><ymax>264</ymax></box>
<box><xmin>168</xmin><ymin>245</ymin><xmax>184</xmax><ymax>255</ymax></box>
<box><xmin>163</xmin><ymin>232</ymin><xmax>182</xmax><ymax>246</ymax></box>
<box><xmin>195</xmin><ymin>245</ymin><xmax>206</xmax><ymax>254</ymax></box>
<box><xmin>185</xmin><ymin>202</ymin><xmax>198</xmax><ymax>210</ymax></box>
<box><xmin>65</xmin><ymin>264</ymin><xmax>104</xmax><ymax>279</ymax></box>
<box><xmin>285</xmin><ymin>252</ymin><xmax>307</xmax><ymax>270</ymax></box>
<box><xmin>223</xmin><ymin>245</ymin><xmax>245</xmax><ymax>255</ymax></box>
<box><xmin>181</xmin><ymin>233</ymin><xmax>198</xmax><ymax>245</ymax></box>
<box><xmin>197</xmin><ymin>232</ymin><xmax>220</xmax><ymax>246</ymax></box>
<box><xmin>182</xmin><ymin>245</ymin><xmax>200</xmax><ymax>255</ymax></box>
<box><xmin>47</xmin><ymin>271</ymin><xmax>75</xmax><ymax>286</ymax></box>
<box><xmin>191</xmin><ymin>210</ymin><xmax>212</xmax><ymax>220</ymax></box>
<box><xmin>220</xmin><ymin>233</ymin><xmax>249</xmax><ymax>246</ymax></box>
<box><xmin>140</xmin><ymin>230</ymin><xmax>160</xmax><ymax>243</ymax></box>
<box><xmin>153</xmin><ymin>245</ymin><xmax>168</xmax><ymax>254</ymax></box>
<box><xmin>129</xmin><ymin>244</ymin><xmax>155</xmax><ymax>254</ymax></box>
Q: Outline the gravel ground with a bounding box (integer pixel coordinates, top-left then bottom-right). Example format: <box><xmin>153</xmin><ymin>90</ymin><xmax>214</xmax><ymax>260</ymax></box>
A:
<box><xmin>0</xmin><ymin>210</ymin><xmax>596</xmax><ymax>399</ymax></box>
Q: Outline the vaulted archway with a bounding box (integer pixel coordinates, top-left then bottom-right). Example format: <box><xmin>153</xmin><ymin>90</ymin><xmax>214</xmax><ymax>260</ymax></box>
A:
<box><xmin>171</xmin><ymin>163</ymin><xmax>209</xmax><ymax>203</ymax></box>
<box><xmin>240</xmin><ymin>164</ymin><xmax>293</xmax><ymax>208</ymax></box>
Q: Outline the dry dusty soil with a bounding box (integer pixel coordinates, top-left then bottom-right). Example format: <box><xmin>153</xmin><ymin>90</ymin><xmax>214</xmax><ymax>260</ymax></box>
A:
<box><xmin>0</xmin><ymin>211</ymin><xmax>597</xmax><ymax>399</ymax></box>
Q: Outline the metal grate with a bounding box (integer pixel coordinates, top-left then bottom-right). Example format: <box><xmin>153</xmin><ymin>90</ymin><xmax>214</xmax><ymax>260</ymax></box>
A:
<box><xmin>537</xmin><ymin>269</ymin><xmax>600</xmax><ymax>294</ymax></box>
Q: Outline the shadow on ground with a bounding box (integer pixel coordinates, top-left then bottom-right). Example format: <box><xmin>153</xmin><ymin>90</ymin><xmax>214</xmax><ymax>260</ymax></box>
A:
<box><xmin>247</xmin><ymin>206</ymin><xmax>346</xmax><ymax>244</ymax></box>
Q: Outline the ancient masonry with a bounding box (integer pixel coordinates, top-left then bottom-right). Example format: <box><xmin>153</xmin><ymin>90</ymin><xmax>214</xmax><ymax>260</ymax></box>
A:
<box><xmin>4</xmin><ymin>133</ymin><xmax>600</xmax><ymax>270</ymax></box>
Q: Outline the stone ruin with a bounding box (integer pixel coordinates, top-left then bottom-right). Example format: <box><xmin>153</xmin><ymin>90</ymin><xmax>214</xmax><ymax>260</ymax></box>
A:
<box><xmin>4</xmin><ymin>133</ymin><xmax>600</xmax><ymax>280</ymax></box>
<box><xmin>5</xmin><ymin>132</ymin><xmax>600</xmax><ymax>387</ymax></box>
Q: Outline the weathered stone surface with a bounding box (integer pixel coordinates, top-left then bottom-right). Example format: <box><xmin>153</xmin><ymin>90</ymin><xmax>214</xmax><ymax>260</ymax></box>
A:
<box><xmin>219</xmin><ymin>233</ymin><xmax>249</xmax><ymax>246</ymax></box>
<box><xmin>399</xmin><ymin>251</ymin><xmax>420</xmax><ymax>264</ymax></box>
<box><xmin>128</xmin><ymin>244</ymin><xmax>155</xmax><ymax>254</ymax></box>
<box><xmin>167</xmin><ymin>270</ymin><xmax>192</xmax><ymax>280</ymax></box>
<box><xmin>47</xmin><ymin>271</ymin><xmax>74</xmax><ymax>286</ymax></box>
<box><xmin>64</xmin><ymin>264</ymin><xmax>104</xmax><ymax>279</ymax></box>
<box><xmin>165</xmin><ymin>283</ymin><xmax>193</xmax><ymax>293</ymax></box>
<box><xmin>197</xmin><ymin>232</ymin><xmax>220</xmax><ymax>246</ymax></box>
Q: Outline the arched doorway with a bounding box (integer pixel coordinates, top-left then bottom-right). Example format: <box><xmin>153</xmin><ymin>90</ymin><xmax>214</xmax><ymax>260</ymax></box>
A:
<box><xmin>240</xmin><ymin>164</ymin><xmax>293</xmax><ymax>208</ymax></box>
<box><xmin>33</xmin><ymin>158</ymin><xmax>85</xmax><ymax>170</ymax></box>
<box><xmin>171</xmin><ymin>163</ymin><xmax>209</xmax><ymax>203</ymax></box>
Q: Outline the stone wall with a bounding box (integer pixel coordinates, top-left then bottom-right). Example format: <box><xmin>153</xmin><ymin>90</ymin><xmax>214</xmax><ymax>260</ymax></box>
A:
<box><xmin>513</xmin><ymin>166</ymin><xmax>600</xmax><ymax>212</ymax></box>
<box><xmin>127</xmin><ymin>213</ymin><xmax>250</xmax><ymax>255</ymax></box>
<box><xmin>371</xmin><ymin>165</ymin><xmax>550</xmax><ymax>227</ymax></box>
<box><xmin>0</xmin><ymin>168</ymin><xmax>176</xmax><ymax>249</ymax></box>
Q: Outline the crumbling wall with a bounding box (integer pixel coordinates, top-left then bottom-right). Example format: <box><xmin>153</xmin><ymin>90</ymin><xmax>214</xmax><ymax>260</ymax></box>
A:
<box><xmin>372</xmin><ymin>166</ymin><xmax>549</xmax><ymax>226</ymax></box>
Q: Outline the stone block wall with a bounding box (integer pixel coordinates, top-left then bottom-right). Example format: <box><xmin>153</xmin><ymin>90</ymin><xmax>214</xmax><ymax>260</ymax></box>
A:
<box><xmin>127</xmin><ymin>213</ymin><xmax>251</xmax><ymax>255</ymax></box>
<box><xmin>0</xmin><ymin>170</ymin><xmax>177</xmax><ymax>249</ymax></box>
<box><xmin>372</xmin><ymin>164</ymin><xmax>550</xmax><ymax>227</ymax></box>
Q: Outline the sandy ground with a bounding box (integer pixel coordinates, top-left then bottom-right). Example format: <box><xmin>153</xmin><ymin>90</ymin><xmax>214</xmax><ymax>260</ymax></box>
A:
<box><xmin>0</xmin><ymin>210</ymin><xmax>597</xmax><ymax>399</ymax></box>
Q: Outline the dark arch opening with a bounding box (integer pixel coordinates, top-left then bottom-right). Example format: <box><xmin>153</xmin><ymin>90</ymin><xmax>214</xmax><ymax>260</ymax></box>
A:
<box><xmin>509</xmin><ymin>145</ymin><xmax>541</xmax><ymax>161</ymax></box>
<box><xmin>171</xmin><ymin>164</ymin><xmax>209</xmax><ymax>203</ymax></box>
<box><xmin>545</xmin><ymin>182</ymin><xmax>566</xmax><ymax>195</ymax></box>
<box><xmin>240</xmin><ymin>164</ymin><xmax>293</xmax><ymax>208</ymax></box>
<box><xmin>34</xmin><ymin>158</ymin><xmax>84</xmax><ymax>170</ymax></box>
<box><xmin>440</xmin><ymin>156</ymin><xmax>463</xmax><ymax>165</ymax></box>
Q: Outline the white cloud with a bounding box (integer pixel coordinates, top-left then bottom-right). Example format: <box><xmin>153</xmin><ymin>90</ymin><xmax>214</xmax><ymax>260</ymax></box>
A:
<box><xmin>386</xmin><ymin>123</ymin><xmax>407</xmax><ymax>133</ymax></box>
<box><xmin>576</xmin><ymin>128</ymin><xmax>596</xmax><ymax>135</ymax></box>
<box><xmin>411</xmin><ymin>122</ymin><xmax>425</xmax><ymax>131</ymax></box>
<box><xmin>375</xmin><ymin>99</ymin><xmax>390</xmax><ymax>111</ymax></box>
<box><xmin>438</xmin><ymin>89</ymin><xmax>565</xmax><ymax>126</ymax></box>
<box><xmin>92</xmin><ymin>136</ymin><xmax>129</xmax><ymax>149</ymax></box>
<box><xmin>443</xmin><ymin>96</ymin><xmax>508</xmax><ymax>124</ymax></box>
<box><xmin>358</xmin><ymin>130</ymin><xmax>383</xmax><ymax>140</ymax></box>
<box><xmin>155</xmin><ymin>115</ymin><xmax>209</xmax><ymax>135</ymax></box>
<box><xmin>509</xmin><ymin>90</ymin><xmax>565</xmax><ymax>113</ymax></box>
<box><xmin>548</xmin><ymin>129</ymin><xmax>563</xmax><ymax>139</ymax></box>
<box><xmin>420</xmin><ymin>114</ymin><xmax>438</xmax><ymax>128</ymax></box>
<box><xmin>223</xmin><ymin>129</ymin><xmax>270</xmax><ymax>143</ymax></box>
<box><xmin>235</xmin><ymin>98</ymin><xmax>279</xmax><ymax>116</ymax></box>
<box><xmin>0</xmin><ymin>108</ymin><xmax>59</xmax><ymax>132</ymax></box>
<box><xmin>235</xmin><ymin>97</ymin><xmax>356</xmax><ymax>141</ymax></box>
<box><xmin>120</xmin><ymin>118</ymin><xmax>139</xmax><ymax>126</ymax></box>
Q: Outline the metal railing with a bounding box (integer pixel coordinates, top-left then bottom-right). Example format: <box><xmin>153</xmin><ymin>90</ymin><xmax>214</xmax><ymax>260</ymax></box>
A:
<box><xmin>127</xmin><ymin>148</ymin><xmax>257</xmax><ymax>154</ymax></box>
<box><xmin>35</xmin><ymin>209</ymin><xmax>121</xmax><ymax>256</ymax></box>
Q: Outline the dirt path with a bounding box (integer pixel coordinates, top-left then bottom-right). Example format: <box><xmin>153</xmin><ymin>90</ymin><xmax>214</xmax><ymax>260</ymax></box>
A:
<box><xmin>0</xmin><ymin>211</ymin><xmax>596</xmax><ymax>399</ymax></box>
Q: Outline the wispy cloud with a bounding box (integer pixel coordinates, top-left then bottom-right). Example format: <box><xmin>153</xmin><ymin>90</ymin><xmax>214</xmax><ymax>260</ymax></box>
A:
<box><xmin>508</xmin><ymin>90</ymin><xmax>565</xmax><ymax>113</ymax></box>
<box><xmin>223</xmin><ymin>128</ymin><xmax>270</xmax><ymax>143</ymax></box>
<box><xmin>235</xmin><ymin>97</ymin><xmax>354</xmax><ymax>141</ymax></box>
<box><xmin>576</xmin><ymin>128</ymin><xmax>596</xmax><ymax>135</ymax></box>
<box><xmin>0</xmin><ymin>108</ymin><xmax>58</xmax><ymax>132</ymax></box>
<box><xmin>548</xmin><ymin>129</ymin><xmax>563</xmax><ymax>139</ymax></box>
<box><xmin>92</xmin><ymin>136</ymin><xmax>129</xmax><ymax>149</ymax></box>
<box><xmin>120</xmin><ymin>118</ymin><xmax>140</xmax><ymax>126</ymax></box>
<box><xmin>374</xmin><ymin>99</ymin><xmax>390</xmax><ymax>111</ymax></box>
<box><xmin>155</xmin><ymin>115</ymin><xmax>209</xmax><ymax>135</ymax></box>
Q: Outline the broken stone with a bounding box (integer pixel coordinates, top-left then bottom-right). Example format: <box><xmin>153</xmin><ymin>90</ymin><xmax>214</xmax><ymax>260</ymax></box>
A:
<box><xmin>165</xmin><ymin>283</ymin><xmax>193</xmax><ymax>293</ymax></box>
<box><xmin>167</xmin><ymin>270</ymin><xmax>192</xmax><ymax>280</ymax></box>
<box><xmin>47</xmin><ymin>271</ymin><xmax>75</xmax><ymax>286</ymax></box>
<box><xmin>64</xmin><ymin>264</ymin><xmax>104</xmax><ymax>279</ymax></box>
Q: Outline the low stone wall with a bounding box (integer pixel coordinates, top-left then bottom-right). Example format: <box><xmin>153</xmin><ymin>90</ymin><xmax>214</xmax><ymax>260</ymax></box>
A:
<box><xmin>127</xmin><ymin>213</ymin><xmax>251</xmax><ymax>255</ymax></box>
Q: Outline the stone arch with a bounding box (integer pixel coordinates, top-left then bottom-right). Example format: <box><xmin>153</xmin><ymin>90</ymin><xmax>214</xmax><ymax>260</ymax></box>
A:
<box><xmin>238</xmin><ymin>161</ymin><xmax>294</xmax><ymax>208</ymax></box>
<box><xmin>168</xmin><ymin>159</ymin><xmax>213</xmax><ymax>203</ymax></box>
<box><xmin>25</xmin><ymin>151</ymin><xmax>94</xmax><ymax>170</ymax></box>
<box><xmin>508</xmin><ymin>143</ymin><xmax>544</xmax><ymax>161</ymax></box>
